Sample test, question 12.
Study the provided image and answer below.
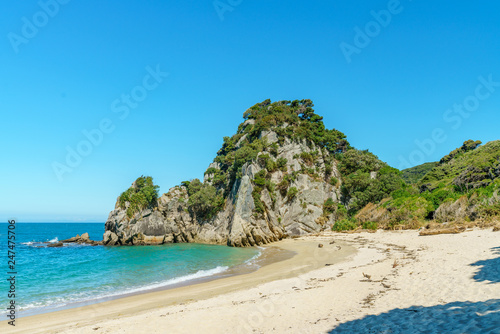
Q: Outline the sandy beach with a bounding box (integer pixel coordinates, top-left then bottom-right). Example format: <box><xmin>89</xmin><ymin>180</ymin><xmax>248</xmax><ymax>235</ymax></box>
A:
<box><xmin>3</xmin><ymin>229</ymin><xmax>500</xmax><ymax>334</ymax></box>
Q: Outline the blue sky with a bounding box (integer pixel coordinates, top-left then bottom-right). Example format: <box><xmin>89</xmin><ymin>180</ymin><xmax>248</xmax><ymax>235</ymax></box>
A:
<box><xmin>1</xmin><ymin>0</ymin><xmax>500</xmax><ymax>222</ymax></box>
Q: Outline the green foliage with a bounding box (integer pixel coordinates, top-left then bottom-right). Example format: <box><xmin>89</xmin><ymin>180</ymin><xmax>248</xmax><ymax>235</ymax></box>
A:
<box><xmin>119</xmin><ymin>176</ymin><xmax>160</xmax><ymax>218</ymax></box>
<box><xmin>362</xmin><ymin>221</ymin><xmax>378</xmax><ymax>230</ymax></box>
<box><xmin>401</xmin><ymin>162</ymin><xmax>438</xmax><ymax>184</ymax></box>
<box><xmin>332</xmin><ymin>218</ymin><xmax>358</xmax><ymax>231</ymax></box>
<box><xmin>299</xmin><ymin>152</ymin><xmax>314</xmax><ymax>166</ymax></box>
<box><xmin>187</xmin><ymin>181</ymin><xmax>225</xmax><ymax>221</ymax></box>
<box><xmin>383</xmin><ymin>195</ymin><xmax>435</xmax><ymax>223</ymax></box>
<box><xmin>287</xmin><ymin>187</ymin><xmax>299</xmax><ymax>201</ymax></box>
<box><xmin>277</xmin><ymin>178</ymin><xmax>290</xmax><ymax>197</ymax></box>
<box><xmin>391</xmin><ymin>183</ymin><xmax>419</xmax><ymax>199</ymax></box>
<box><xmin>330</xmin><ymin>177</ymin><xmax>339</xmax><ymax>186</ymax></box>
<box><xmin>269</xmin><ymin>143</ymin><xmax>279</xmax><ymax>157</ymax></box>
<box><xmin>421</xmin><ymin>187</ymin><xmax>462</xmax><ymax>210</ymax></box>
<box><xmin>257</xmin><ymin>154</ymin><xmax>270</xmax><ymax>167</ymax></box>
<box><xmin>241</xmin><ymin>99</ymin><xmax>350</xmax><ymax>154</ymax></box>
<box><xmin>338</xmin><ymin>149</ymin><xmax>382</xmax><ymax>175</ymax></box>
<box><xmin>335</xmin><ymin>204</ymin><xmax>348</xmax><ymax>221</ymax></box>
<box><xmin>187</xmin><ymin>178</ymin><xmax>203</xmax><ymax>196</ymax></box>
<box><xmin>205</xmin><ymin>99</ymin><xmax>354</xmax><ymax>199</ymax></box>
<box><xmin>323</xmin><ymin>198</ymin><xmax>336</xmax><ymax>216</ymax></box>
<box><xmin>276</xmin><ymin>157</ymin><xmax>288</xmax><ymax>171</ymax></box>
<box><xmin>252</xmin><ymin>189</ymin><xmax>265</xmax><ymax>215</ymax></box>
<box><xmin>440</xmin><ymin>139</ymin><xmax>482</xmax><ymax>164</ymax></box>
<box><xmin>421</xmin><ymin>140</ymin><xmax>500</xmax><ymax>191</ymax></box>
<box><xmin>339</xmin><ymin>149</ymin><xmax>404</xmax><ymax>213</ymax></box>
<box><xmin>253</xmin><ymin>170</ymin><xmax>267</xmax><ymax>187</ymax></box>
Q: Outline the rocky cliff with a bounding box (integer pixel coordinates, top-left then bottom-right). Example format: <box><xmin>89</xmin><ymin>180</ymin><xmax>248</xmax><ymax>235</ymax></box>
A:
<box><xmin>103</xmin><ymin>99</ymin><xmax>404</xmax><ymax>246</ymax></box>
<box><xmin>104</xmin><ymin>134</ymin><xmax>341</xmax><ymax>246</ymax></box>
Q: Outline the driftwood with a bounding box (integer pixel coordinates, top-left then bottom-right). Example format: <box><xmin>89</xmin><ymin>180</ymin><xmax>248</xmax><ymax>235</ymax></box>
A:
<box><xmin>419</xmin><ymin>226</ymin><xmax>466</xmax><ymax>236</ymax></box>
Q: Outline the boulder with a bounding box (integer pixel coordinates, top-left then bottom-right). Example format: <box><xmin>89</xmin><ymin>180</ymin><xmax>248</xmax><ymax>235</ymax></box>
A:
<box><xmin>103</xmin><ymin>230</ymin><xmax>120</xmax><ymax>246</ymax></box>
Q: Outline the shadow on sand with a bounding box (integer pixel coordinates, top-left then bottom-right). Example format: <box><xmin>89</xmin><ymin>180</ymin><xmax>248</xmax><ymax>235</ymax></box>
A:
<box><xmin>328</xmin><ymin>299</ymin><xmax>500</xmax><ymax>333</ymax></box>
<box><xmin>471</xmin><ymin>246</ymin><xmax>500</xmax><ymax>283</ymax></box>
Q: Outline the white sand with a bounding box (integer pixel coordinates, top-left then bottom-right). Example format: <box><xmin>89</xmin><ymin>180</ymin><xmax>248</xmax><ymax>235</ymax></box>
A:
<box><xmin>4</xmin><ymin>229</ymin><xmax>500</xmax><ymax>333</ymax></box>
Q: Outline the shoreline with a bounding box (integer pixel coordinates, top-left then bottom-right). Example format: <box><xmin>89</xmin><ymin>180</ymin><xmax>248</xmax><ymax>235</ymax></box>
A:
<box><xmin>16</xmin><ymin>244</ymin><xmax>294</xmax><ymax>318</ymax></box>
<box><xmin>3</xmin><ymin>238</ymin><xmax>355</xmax><ymax>334</ymax></box>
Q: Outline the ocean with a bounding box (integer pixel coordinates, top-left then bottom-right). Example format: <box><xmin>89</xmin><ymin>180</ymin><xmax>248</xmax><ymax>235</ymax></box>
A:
<box><xmin>0</xmin><ymin>222</ymin><xmax>261</xmax><ymax>316</ymax></box>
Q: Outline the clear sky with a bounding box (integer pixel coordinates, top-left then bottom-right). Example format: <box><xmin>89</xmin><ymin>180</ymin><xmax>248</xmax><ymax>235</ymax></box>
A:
<box><xmin>1</xmin><ymin>0</ymin><xmax>500</xmax><ymax>222</ymax></box>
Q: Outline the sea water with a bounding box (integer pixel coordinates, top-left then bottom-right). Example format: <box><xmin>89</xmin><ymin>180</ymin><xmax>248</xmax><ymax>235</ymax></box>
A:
<box><xmin>0</xmin><ymin>223</ymin><xmax>260</xmax><ymax>316</ymax></box>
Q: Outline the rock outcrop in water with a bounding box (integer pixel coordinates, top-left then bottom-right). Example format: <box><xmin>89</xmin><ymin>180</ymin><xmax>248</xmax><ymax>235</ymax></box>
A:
<box><xmin>61</xmin><ymin>233</ymin><xmax>103</xmax><ymax>246</ymax></box>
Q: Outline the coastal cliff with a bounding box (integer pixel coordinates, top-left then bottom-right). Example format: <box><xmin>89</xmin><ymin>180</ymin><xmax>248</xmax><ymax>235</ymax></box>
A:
<box><xmin>104</xmin><ymin>130</ymin><xmax>344</xmax><ymax>246</ymax></box>
<box><xmin>103</xmin><ymin>100</ymin><xmax>500</xmax><ymax>247</ymax></box>
<box><xmin>104</xmin><ymin>99</ymin><xmax>401</xmax><ymax>246</ymax></box>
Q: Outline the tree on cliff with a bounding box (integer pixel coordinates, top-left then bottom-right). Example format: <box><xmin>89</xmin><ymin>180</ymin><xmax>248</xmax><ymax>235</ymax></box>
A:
<box><xmin>119</xmin><ymin>176</ymin><xmax>160</xmax><ymax>218</ymax></box>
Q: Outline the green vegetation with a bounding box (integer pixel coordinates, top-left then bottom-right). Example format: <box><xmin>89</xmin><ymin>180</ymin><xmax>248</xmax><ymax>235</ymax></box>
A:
<box><xmin>401</xmin><ymin>162</ymin><xmax>438</xmax><ymax>184</ymax></box>
<box><xmin>286</xmin><ymin>187</ymin><xmax>299</xmax><ymax>201</ymax></box>
<box><xmin>362</xmin><ymin>221</ymin><xmax>378</xmax><ymax>230</ymax></box>
<box><xmin>439</xmin><ymin>139</ymin><xmax>482</xmax><ymax>164</ymax></box>
<box><xmin>332</xmin><ymin>218</ymin><xmax>357</xmax><ymax>231</ymax></box>
<box><xmin>421</xmin><ymin>140</ymin><xmax>499</xmax><ymax>191</ymax></box>
<box><xmin>185</xmin><ymin>179</ymin><xmax>225</xmax><ymax>221</ymax></box>
<box><xmin>338</xmin><ymin>149</ymin><xmax>404</xmax><ymax>214</ymax></box>
<box><xmin>323</xmin><ymin>198</ymin><xmax>336</xmax><ymax>216</ymax></box>
<box><xmin>119</xmin><ymin>176</ymin><xmax>160</xmax><ymax>218</ymax></box>
<box><xmin>355</xmin><ymin>141</ymin><xmax>500</xmax><ymax>229</ymax></box>
<box><xmin>193</xmin><ymin>99</ymin><xmax>354</xmax><ymax>217</ymax></box>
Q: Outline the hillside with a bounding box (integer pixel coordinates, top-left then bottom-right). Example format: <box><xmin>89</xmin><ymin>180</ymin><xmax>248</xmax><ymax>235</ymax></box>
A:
<box><xmin>401</xmin><ymin>162</ymin><xmax>438</xmax><ymax>184</ymax></box>
<box><xmin>357</xmin><ymin>140</ymin><xmax>500</xmax><ymax>228</ymax></box>
<box><xmin>103</xmin><ymin>99</ymin><xmax>403</xmax><ymax>246</ymax></box>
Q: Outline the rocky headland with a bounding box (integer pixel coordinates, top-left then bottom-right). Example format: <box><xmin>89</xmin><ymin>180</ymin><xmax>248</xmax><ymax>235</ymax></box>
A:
<box><xmin>103</xmin><ymin>100</ymin><xmax>500</xmax><ymax>247</ymax></box>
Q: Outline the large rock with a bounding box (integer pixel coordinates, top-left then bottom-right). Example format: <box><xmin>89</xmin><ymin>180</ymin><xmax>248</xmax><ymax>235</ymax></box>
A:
<box><xmin>104</xmin><ymin>137</ymin><xmax>341</xmax><ymax>247</ymax></box>
<box><xmin>103</xmin><ymin>230</ymin><xmax>120</xmax><ymax>246</ymax></box>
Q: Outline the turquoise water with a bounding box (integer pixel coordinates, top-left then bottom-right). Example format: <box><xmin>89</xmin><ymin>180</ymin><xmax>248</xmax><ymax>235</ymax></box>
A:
<box><xmin>0</xmin><ymin>223</ymin><xmax>260</xmax><ymax>315</ymax></box>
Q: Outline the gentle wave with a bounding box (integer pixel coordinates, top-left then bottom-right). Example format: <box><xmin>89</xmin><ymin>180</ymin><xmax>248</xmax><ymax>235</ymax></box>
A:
<box><xmin>19</xmin><ymin>265</ymin><xmax>230</xmax><ymax>312</ymax></box>
<box><xmin>48</xmin><ymin>237</ymin><xmax>59</xmax><ymax>243</ymax></box>
<box><xmin>244</xmin><ymin>249</ymin><xmax>262</xmax><ymax>266</ymax></box>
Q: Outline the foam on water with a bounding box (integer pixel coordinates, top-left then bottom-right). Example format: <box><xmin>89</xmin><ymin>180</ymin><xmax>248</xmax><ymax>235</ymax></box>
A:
<box><xmin>19</xmin><ymin>265</ymin><xmax>231</xmax><ymax>313</ymax></box>
<box><xmin>0</xmin><ymin>223</ymin><xmax>261</xmax><ymax>316</ymax></box>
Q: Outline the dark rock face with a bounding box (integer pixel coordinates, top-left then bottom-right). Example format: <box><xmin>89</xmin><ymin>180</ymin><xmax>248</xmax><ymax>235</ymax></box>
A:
<box><xmin>104</xmin><ymin>135</ymin><xmax>341</xmax><ymax>247</ymax></box>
